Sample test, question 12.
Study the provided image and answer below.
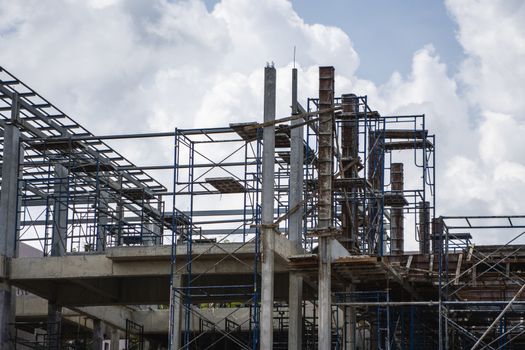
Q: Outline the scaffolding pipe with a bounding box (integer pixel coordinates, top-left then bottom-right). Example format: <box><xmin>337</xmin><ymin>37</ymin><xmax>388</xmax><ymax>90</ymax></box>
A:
<box><xmin>471</xmin><ymin>282</ymin><xmax>525</xmax><ymax>350</ymax></box>
<box><xmin>260</xmin><ymin>65</ymin><xmax>276</xmax><ymax>350</ymax></box>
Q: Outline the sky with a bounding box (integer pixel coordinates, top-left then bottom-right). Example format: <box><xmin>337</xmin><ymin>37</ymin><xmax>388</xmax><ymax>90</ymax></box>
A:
<box><xmin>1</xmin><ymin>0</ymin><xmax>525</xmax><ymax>247</ymax></box>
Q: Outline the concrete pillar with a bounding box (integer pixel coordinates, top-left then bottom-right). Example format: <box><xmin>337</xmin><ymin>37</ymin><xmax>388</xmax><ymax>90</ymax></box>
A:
<box><xmin>51</xmin><ymin>164</ymin><xmax>68</xmax><ymax>256</ymax></box>
<box><xmin>0</xmin><ymin>93</ymin><xmax>22</xmax><ymax>350</ymax></box>
<box><xmin>47</xmin><ymin>164</ymin><xmax>69</xmax><ymax>347</ymax></box>
<box><xmin>109</xmin><ymin>325</ymin><xmax>120</xmax><ymax>350</ymax></box>
<box><xmin>169</xmin><ymin>274</ymin><xmax>182</xmax><ymax>350</ymax></box>
<box><xmin>418</xmin><ymin>201</ymin><xmax>430</xmax><ymax>254</ymax></box>
<box><xmin>288</xmin><ymin>67</ymin><xmax>303</xmax><ymax>350</ymax></box>
<box><xmin>261</xmin><ymin>64</ymin><xmax>276</xmax><ymax>350</ymax></box>
<box><xmin>344</xmin><ymin>286</ymin><xmax>356</xmax><ymax>350</ymax></box>
<box><xmin>341</xmin><ymin>93</ymin><xmax>359</xmax><ymax>252</ymax></box>
<box><xmin>318</xmin><ymin>66</ymin><xmax>335</xmax><ymax>350</ymax></box>
<box><xmin>92</xmin><ymin>319</ymin><xmax>103</xmax><ymax>350</ymax></box>
<box><xmin>432</xmin><ymin>218</ymin><xmax>444</xmax><ymax>254</ymax></box>
<box><xmin>96</xmin><ymin>189</ymin><xmax>110</xmax><ymax>251</ymax></box>
<box><xmin>370</xmin><ymin>320</ymin><xmax>378</xmax><ymax>350</ymax></box>
<box><xmin>47</xmin><ymin>303</ymin><xmax>62</xmax><ymax>350</ymax></box>
<box><xmin>390</xmin><ymin>163</ymin><xmax>404</xmax><ymax>255</ymax></box>
<box><xmin>367</xmin><ymin>126</ymin><xmax>384</xmax><ymax>254</ymax></box>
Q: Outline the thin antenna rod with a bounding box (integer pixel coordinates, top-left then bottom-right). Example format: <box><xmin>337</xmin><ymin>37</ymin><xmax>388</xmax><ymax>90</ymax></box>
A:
<box><xmin>293</xmin><ymin>45</ymin><xmax>296</xmax><ymax>68</ymax></box>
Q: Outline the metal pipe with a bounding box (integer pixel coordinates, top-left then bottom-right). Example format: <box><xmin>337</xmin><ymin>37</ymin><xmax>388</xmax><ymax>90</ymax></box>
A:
<box><xmin>471</xmin><ymin>282</ymin><xmax>525</xmax><ymax>350</ymax></box>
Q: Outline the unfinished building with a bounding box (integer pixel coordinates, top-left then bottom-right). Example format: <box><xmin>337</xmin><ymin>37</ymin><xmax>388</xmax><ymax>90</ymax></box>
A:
<box><xmin>1</xmin><ymin>64</ymin><xmax>525</xmax><ymax>349</ymax></box>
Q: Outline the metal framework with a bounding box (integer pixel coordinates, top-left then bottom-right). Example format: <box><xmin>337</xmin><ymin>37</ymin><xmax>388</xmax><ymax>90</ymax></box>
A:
<box><xmin>1</xmin><ymin>63</ymin><xmax>524</xmax><ymax>350</ymax></box>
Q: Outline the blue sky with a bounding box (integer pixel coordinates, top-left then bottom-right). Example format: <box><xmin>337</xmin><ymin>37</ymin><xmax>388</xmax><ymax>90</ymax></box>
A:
<box><xmin>291</xmin><ymin>0</ymin><xmax>463</xmax><ymax>82</ymax></box>
<box><xmin>203</xmin><ymin>0</ymin><xmax>464</xmax><ymax>83</ymax></box>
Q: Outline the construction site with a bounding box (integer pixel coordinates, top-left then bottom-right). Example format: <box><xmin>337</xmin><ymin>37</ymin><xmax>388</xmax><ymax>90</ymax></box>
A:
<box><xmin>0</xmin><ymin>63</ymin><xmax>524</xmax><ymax>350</ymax></box>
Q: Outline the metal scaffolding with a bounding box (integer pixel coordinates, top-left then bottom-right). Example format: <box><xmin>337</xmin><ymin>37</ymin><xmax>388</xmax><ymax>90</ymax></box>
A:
<box><xmin>2</xmin><ymin>62</ymin><xmax>525</xmax><ymax>350</ymax></box>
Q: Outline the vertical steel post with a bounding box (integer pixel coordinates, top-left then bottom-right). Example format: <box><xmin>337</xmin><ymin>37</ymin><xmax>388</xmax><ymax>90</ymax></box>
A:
<box><xmin>0</xmin><ymin>93</ymin><xmax>22</xmax><ymax>350</ymax></box>
<box><xmin>169</xmin><ymin>130</ymin><xmax>180</xmax><ymax>350</ymax></box>
<box><xmin>318</xmin><ymin>66</ymin><xmax>335</xmax><ymax>350</ymax></box>
<box><xmin>288</xmin><ymin>67</ymin><xmax>304</xmax><ymax>350</ymax></box>
<box><xmin>260</xmin><ymin>65</ymin><xmax>276</xmax><ymax>350</ymax></box>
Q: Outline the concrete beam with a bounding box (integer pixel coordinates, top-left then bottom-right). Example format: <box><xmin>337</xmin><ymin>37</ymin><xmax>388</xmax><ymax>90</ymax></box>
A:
<box><xmin>7</xmin><ymin>244</ymin><xmax>292</xmax><ymax>306</ymax></box>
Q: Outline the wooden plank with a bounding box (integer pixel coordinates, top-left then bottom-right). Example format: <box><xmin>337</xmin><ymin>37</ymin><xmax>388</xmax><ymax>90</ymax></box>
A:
<box><xmin>406</xmin><ymin>255</ymin><xmax>413</xmax><ymax>270</ymax></box>
<box><xmin>454</xmin><ymin>253</ymin><xmax>464</xmax><ymax>285</ymax></box>
<box><xmin>467</xmin><ymin>245</ymin><xmax>474</xmax><ymax>261</ymax></box>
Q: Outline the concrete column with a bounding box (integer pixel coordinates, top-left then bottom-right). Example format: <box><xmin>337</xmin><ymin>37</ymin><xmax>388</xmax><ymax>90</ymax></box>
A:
<box><xmin>92</xmin><ymin>319</ymin><xmax>103</xmax><ymax>350</ymax></box>
<box><xmin>367</xmin><ymin>125</ymin><xmax>384</xmax><ymax>254</ymax></box>
<box><xmin>318</xmin><ymin>66</ymin><xmax>335</xmax><ymax>350</ymax></box>
<box><xmin>288</xmin><ymin>67</ymin><xmax>303</xmax><ymax>350</ymax></box>
<box><xmin>370</xmin><ymin>320</ymin><xmax>378</xmax><ymax>350</ymax></box>
<box><xmin>341</xmin><ymin>93</ymin><xmax>359</xmax><ymax>252</ymax></box>
<box><xmin>432</xmin><ymin>218</ymin><xmax>444</xmax><ymax>254</ymax></box>
<box><xmin>418</xmin><ymin>201</ymin><xmax>430</xmax><ymax>254</ymax></box>
<box><xmin>390</xmin><ymin>163</ymin><xmax>404</xmax><ymax>255</ymax></box>
<box><xmin>0</xmin><ymin>93</ymin><xmax>22</xmax><ymax>350</ymax></box>
<box><xmin>261</xmin><ymin>65</ymin><xmax>276</xmax><ymax>350</ymax></box>
<box><xmin>169</xmin><ymin>274</ymin><xmax>182</xmax><ymax>350</ymax></box>
<box><xmin>96</xmin><ymin>189</ymin><xmax>110</xmax><ymax>251</ymax></box>
<box><xmin>47</xmin><ymin>164</ymin><xmax>69</xmax><ymax>347</ymax></box>
<box><xmin>344</xmin><ymin>286</ymin><xmax>356</xmax><ymax>350</ymax></box>
<box><xmin>116</xmin><ymin>174</ymin><xmax>124</xmax><ymax>247</ymax></box>
<box><xmin>109</xmin><ymin>325</ymin><xmax>119</xmax><ymax>350</ymax></box>
<box><xmin>51</xmin><ymin>164</ymin><xmax>68</xmax><ymax>256</ymax></box>
<box><xmin>47</xmin><ymin>303</ymin><xmax>62</xmax><ymax>350</ymax></box>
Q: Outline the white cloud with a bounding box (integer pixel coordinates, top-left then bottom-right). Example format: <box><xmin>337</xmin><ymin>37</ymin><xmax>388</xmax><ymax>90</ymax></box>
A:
<box><xmin>1</xmin><ymin>0</ymin><xmax>524</xmax><ymax>247</ymax></box>
<box><xmin>446</xmin><ymin>0</ymin><xmax>525</xmax><ymax>116</ymax></box>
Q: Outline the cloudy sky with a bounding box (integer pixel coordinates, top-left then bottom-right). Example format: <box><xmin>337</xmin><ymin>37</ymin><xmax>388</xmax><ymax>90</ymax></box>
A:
<box><xmin>1</xmin><ymin>0</ymin><xmax>524</xmax><ymax>246</ymax></box>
